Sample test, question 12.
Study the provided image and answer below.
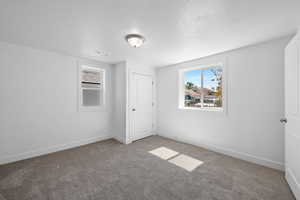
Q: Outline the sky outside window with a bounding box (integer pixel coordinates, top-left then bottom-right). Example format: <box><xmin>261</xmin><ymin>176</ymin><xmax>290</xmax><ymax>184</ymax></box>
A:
<box><xmin>184</xmin><ymin>67</ymin><xmax>221</xmax><ymax>91</ymax></box>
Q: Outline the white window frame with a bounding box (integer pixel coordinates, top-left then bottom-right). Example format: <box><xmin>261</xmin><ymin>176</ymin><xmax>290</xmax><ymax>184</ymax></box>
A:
<box><xmin>178</xmin><ymin>62</ymin><xmax>226</xmax><ymax>112</ymax></box>
<box><xmin>78</xmin><ymin>62</ymin><xmax>106</xmax><ymax>112</ymax></box>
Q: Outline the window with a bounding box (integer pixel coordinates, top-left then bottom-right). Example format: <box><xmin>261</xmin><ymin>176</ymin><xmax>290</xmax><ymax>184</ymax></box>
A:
<box><xmin>179</xmin><ymin>64</ymin><xmax>224</xmax><ymax>111</ymax></box>
<box><xmin>78</xmin><ymin>64</ymin><xmax>105</xmax><ymax>111</ymax></box>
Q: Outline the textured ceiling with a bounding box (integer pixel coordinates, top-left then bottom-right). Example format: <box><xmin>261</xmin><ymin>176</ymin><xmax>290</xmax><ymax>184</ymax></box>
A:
<box><xmin>0</xmin><ymin>0</ymin><xmax>299</xmax><ymax>67</ymax></box>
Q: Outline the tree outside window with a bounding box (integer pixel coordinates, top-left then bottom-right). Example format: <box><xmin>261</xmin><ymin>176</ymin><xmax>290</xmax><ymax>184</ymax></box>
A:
<box><xmin>183</xmin><ymin>66</ymin><xmax>223</xmax><ymax>109</ymax></box>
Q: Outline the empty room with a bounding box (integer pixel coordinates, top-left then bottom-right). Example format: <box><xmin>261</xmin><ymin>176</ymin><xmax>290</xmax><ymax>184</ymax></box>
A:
<box><xmin>0</xmin><ymin>0</ymin><xmax>300</xmax><ymax>199</ymax></box>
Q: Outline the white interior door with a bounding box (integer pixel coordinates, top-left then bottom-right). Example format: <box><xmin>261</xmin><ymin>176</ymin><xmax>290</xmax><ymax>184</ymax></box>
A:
<box><xmin>285</xmin><ymin>34</ymin><xmax>300</xmax><ymax>199</ymax></box>
<box><xmin>131</xmin><ymin>73</ymin><xmax>153</xmax><ymax>141</ymax></box>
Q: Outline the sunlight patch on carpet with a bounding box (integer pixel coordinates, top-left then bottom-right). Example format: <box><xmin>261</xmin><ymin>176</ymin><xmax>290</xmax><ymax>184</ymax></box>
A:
<box><xmin>168</xmin><ymin>154</ymin><xmax>203</xmax><ymax>172</ymax></box>
<box><xmin>149</xmin><ymin>147</ymin><xmax>179</xmax><ymax>160</ymax></box>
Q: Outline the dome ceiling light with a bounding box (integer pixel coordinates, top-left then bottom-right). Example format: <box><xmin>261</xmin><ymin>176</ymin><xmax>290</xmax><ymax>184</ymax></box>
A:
<box><xmin>125</xmin><ymin>34</ymin><xmax>145</xmax><ymax>48</ymax></box>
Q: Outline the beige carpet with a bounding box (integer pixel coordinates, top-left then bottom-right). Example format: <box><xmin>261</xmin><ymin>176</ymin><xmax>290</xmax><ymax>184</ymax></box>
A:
<box><xmin>0</xmin><ymin>136</ymin><xmax>295</xmax><ymax>200</ymax></box>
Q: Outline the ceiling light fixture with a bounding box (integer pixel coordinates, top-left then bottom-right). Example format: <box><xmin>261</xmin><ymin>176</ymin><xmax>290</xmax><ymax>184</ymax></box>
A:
<box><xmin>125</xmin><ymin>34</ymin><xmax>145</xmax><ymax>48</ymax></box>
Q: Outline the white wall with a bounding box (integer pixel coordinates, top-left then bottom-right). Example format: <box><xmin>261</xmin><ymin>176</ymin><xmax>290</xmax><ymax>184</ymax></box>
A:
<box><xmin>0</xmin><ymin>41</ymin><xmax>113</xmax><ymax>164</ymax></box>
<box><xmin>112</xmin><ymin>62</ymin><xmax>127</xmax><ymax>143</ymax></box>
<box><xmin>156</xmin><ymin>37</ymin><xmax>291</xmax><ymax>170</ymax></box>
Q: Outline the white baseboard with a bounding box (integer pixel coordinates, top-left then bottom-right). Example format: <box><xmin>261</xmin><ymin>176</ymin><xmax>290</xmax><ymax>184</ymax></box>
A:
<box><xmin>286</xmin><ymin>168</ymin><xmax>300</xmax><ymax>199</ymax></box>
<box><xmin>157</xmin><ymin>133</ymin><xmax>284</xmax><ymax>171</ymax></box>
<box><xmin>126</xmin><ymin>132</ymin><xmax>156</xmax><ymax>144</ymax></box>
<box><xmin>113</xmin><ymin>135</ymin><xmax>125</xmax><ymax>144</ymax></box>
<box><xmin>0</xmin><ymin>134</ymin><xmax>112</xmax><ymax>165</ymax></box>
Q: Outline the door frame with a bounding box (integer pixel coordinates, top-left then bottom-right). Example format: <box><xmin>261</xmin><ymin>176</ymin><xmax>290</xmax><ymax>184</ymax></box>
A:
<box><xmin>284</xmin><ymin>33</ymin><xmax>300</xmax><ymax>200</ymax></box>
<box><xmin>128</xmin><ymin>70</ymin><xmax>155</xmax><ymax>143</ymax></box>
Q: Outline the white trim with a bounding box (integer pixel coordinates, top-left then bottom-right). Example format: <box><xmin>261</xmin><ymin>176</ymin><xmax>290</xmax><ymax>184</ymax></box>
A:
<box><xmin>77</xmin><ymin>61</ymin><xmax>106</xmax><ymax>112</ymax></box>
<box><xmin>113</xmin><ymin>135</ymin><xmax>125</xmax><ymax>144</ymax></box>
<box><xmin>157</xmin><ymin>133</ymin><xmax>284</xmax><ymax>171</ymax></box>
<box><xmin>125</xmin><ymin>66</ymin><xmax>130</xmax><ymax>144</ymax></box>
<box><xmin>179</xmin><ymin>63</ymin><xmax>223</xmax><ymax>73</ymax></box>
<box><xmin>286</xmin><ymin>168</ymin><xmax>300</xmax><ymax>199</ymax></box>
<box><xmin>0</xmin><ymin>134</ymin><xmax>112</xmax><ymax>165</ymax></box>
<box><xmin>179</xmin><ymin>107</ymin><xmax>223</xmax><ymax>112</ymax></box>
<box><xmin>178</xmin><ymin>61</ymin><xmax>227</xmax><ymax>113</ymax></box>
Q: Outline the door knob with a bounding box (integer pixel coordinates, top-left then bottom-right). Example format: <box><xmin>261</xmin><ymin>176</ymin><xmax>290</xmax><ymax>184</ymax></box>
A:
<box><xmin>280</xmin><ymin>118</ymin><xmax>287</xmax><ymax>124</ymax></box>
<box><xmin>132</xmin><ymin>108</ymin><xmax>136</xmax><ymax>111</ymax></box>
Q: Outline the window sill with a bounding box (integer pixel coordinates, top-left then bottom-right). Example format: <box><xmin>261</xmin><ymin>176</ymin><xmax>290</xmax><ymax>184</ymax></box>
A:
<box><xmin>178</xmin><ymin>106</ymin><xmax>224</xmax><ymax>112</ymax></box>
<box><xmin>79</xmin><ymin>105</ymin><xmax>106</xmax><ymax>112</ymax></box>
